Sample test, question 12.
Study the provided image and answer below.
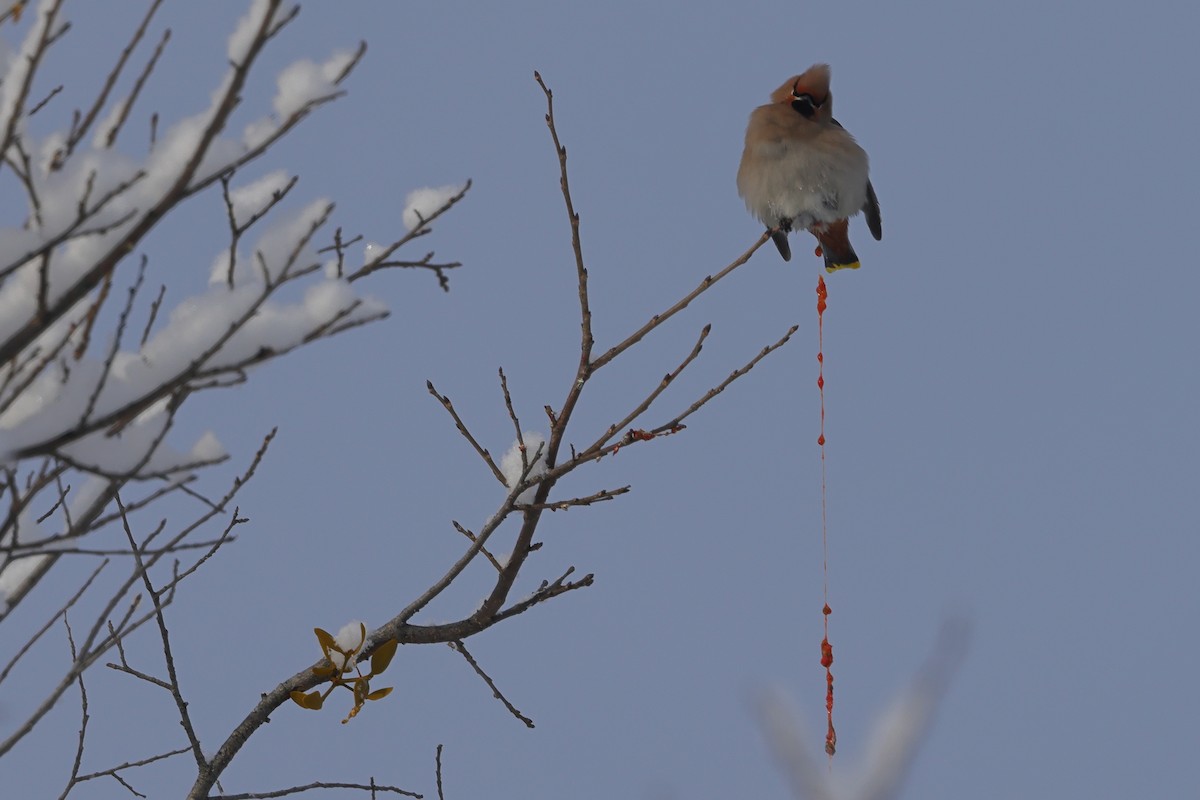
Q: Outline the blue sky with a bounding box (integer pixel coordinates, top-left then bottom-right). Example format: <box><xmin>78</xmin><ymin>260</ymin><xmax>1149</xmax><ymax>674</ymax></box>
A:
<box><xmin>3</xmin><ymin>1</ymin><xmax>1198</xmax><ymax>798</ymax></box>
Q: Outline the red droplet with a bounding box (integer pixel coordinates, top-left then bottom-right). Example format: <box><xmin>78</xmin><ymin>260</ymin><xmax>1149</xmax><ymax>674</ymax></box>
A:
<box><xmin>817</xmin><ymin>352</ymin><xmax>823</xmax><ymax>363</ymax></box>
<box><xmin>817</xmin><ymin>376</ymin><xmax>824</xmax><ymax>389</ymax></box>
<box><xmin>817</xmin><ymin>434</ymin><xmax>825</xmax><ymax>446</ymax></box>
<box><xmin>814</xmin><ymin>245</ymin><xmax>824</xmax><ymax>258</ymax></box>
<box><xmin>823</xmin><ymin>604</ymin><xmax>832</xmax><ymax>616</ymax></box>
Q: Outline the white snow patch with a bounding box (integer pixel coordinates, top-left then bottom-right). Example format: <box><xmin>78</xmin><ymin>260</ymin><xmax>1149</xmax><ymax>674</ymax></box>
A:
<box><xmin>500</xmin><ymin>432</ymin><xmax>548</xmax><ymax>503</ymax></box>
<box><xmin>271</xmin><ymin>49</ymin><xmax>356</xmax><ymax>120</ymax></box>
<box><xmin>402</xmin><ymin>184</ymin><xmax>464</xmax><ymax>231</ymax></box>
<box><xmin>227</xmin><ymin>0</ymin><xmax>274</xmax><ymax>62</ymax></box>
<box><xmin>363</xmin><ymin>242</ymin><xmax>385</xmax><ymax>263</ymax></box>
<box><xmin>190</xmin><ymin>431</ymin><xmax>226</xmax><ymax>462</ymax></box>
<box><xmin>227</xmin><ymin>169</ymin><xmax>292</xmax><ymax>226</ymax></box>
<box><xmin>330</xmin><ymin>620</ymin><xmax>366</xmax><ymax>672</ymax></box>
<box><xmin>0</xmin><ymin>552</ymin><xmax>50</xmax><ymax>610</ymax></box>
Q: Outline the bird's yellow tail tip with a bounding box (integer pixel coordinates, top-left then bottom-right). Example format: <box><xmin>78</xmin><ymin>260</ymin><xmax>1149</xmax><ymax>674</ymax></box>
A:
<box><xmin>824</xmin><ymin>261</ymin><xmax>861</xmax><ymax>273</ymax></box>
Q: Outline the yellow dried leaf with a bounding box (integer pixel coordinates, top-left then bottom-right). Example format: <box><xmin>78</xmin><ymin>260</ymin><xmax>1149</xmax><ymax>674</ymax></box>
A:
<box><xmin>366</xmin><ymin>687</ymin><xmax>393</xmax><ymax>701</ymax></box>
<box><xmin>314</xmin><ymin>627</ymin><xmax>336</xmax><ymax>656</ymax></box>
<box><xmin>370</xmin><ymin>639</ymin><xmax>398</xmax><ymax>675</ymax></box>
<box><xmin>290</xmin><ymin>690</ymin><xmax>324</xmax><ymax>710</ymax></box>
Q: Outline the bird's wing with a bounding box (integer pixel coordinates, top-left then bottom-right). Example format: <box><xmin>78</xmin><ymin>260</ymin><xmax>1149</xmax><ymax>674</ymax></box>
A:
<box><xmin>864</xmin><ymin>179</ymin><xmax>882</xmax><ymax>241</ymax></box>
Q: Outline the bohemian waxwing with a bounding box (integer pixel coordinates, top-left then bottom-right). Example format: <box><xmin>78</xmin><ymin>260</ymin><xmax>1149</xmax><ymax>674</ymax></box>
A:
<box><xmin>737</xmin><ymin>64</ymin><xmax>882</xmax><ymax>271</ymax></box>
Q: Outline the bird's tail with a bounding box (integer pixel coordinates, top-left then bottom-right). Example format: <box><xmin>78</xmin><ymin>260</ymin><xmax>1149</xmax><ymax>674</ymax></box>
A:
<box><xmin>770</xmin><ymin>229</ymin><xmax>792</xmax><ymax>261</ymax></box>
<box><xmin>812</xmin><ymin>219</ymin><xmax>860</xmax><ymax>272</ymax></box>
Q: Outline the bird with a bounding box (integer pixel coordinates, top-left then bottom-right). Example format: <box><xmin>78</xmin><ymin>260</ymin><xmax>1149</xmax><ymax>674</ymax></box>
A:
<box><xmin>737</xmin><ymin>64</ymin><xmax>881</xmax><ymax>271</ymax></box>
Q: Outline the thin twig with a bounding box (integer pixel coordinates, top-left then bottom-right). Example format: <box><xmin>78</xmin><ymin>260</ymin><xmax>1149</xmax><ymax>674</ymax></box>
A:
<box><xmin>75</xmin><ymin>746</ymin><xmax>191</xmax><ymax>783</ymax></box>
<box><xmin>449</xmin><ymin>640</ymin><xmax>534</xmax><ymax>728</ymax></box>
<box><xmin>435</xmin><ymin>744</ymin><xmax>445</xmax><ymax>800</ymax></box>
<box><xmin>344</xmin><ymin>181</ymin><xmax>471</xmax><ymax>287</ymax></box>
<box><xmin>103</xmin><ymin>26</ymin><xmax>172</xmax><ymax>149</ymax></box>
<box><xmin>656</xmin><ymin>324</ymin><xmax>799</xmax><ymax>431</ymax></box>
<box><xmin>517</xmin><ymin>485</ymin><xmax>630</xmax><ymax>512</ymax></box>
<box><xmin>426</xmin><ymin>381</ymin><xmax>506</xmax><ymax>485</ymax></box>
<box><xmin>498</xmin><ymin>367</ymin><xmax>527</xmax><ymax>473</ymax></box>
<box><xmin>58</xmin><ymin>614</ymin><xmax>88</xmax><ymax>800</ymax></box>
<box><xmin>0</xmin><ymin>560</ymin><xmax>106</xmax><ymax>687</ymax></box>
<box><xmin>491</xmin><ymin>566</ymin><xmax>594</xmax><ymax>624</ymax></box>
<box><xmin>534</xmin><ymin>70</ymin><xmax>592</xmax><ymax>370</ymax></box>
<box><xmin>452</xmin><ymin>520</ymin><xmax>501</xmax><ymax>572</ymax></box>
<box><xmin>65</xmin><ymin>0</ymin><xmax>164</xmax><ymax>156</ymax></box>
<box><xmin>584</xmin><ymin>324</ymin><xmax>710</xmax><ymax>456</ymax></box>
<box><xmin>211</xmin><ymin>781</ymin><xmax>421</xmax><ymax>800</ymax></box>
<box><xmin>590</xmin><ymin>233</ymin><xmax>770</xmax><ymax>373</ymax></box>
<box><xmin>116</xmin><ymin>493</ymin><xmax>207</xmax><ymax>770</ymax></box>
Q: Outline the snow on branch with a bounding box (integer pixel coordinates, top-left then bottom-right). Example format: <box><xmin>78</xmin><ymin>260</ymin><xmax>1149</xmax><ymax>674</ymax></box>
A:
<box><xmin>0</xmin><ymin>2</ymin><xmax>467</xmax><ymax>761</ymax></box>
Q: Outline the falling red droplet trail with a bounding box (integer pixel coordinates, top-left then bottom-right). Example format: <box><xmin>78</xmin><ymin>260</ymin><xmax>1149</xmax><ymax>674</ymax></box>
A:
<box><xmin>815</xmin><ymin>276</ymin><xmax>836</xmax><ymax>756</ymax></box>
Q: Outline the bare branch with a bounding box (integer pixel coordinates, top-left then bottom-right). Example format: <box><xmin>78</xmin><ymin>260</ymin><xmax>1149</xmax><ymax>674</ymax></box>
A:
<box><xmin>449</xmin><ymin>640</ymin><xmax>534</xmax><ymax>728</ymax></box>
<box><xmin>65</xmin><ymin>0</ymin><xmax>165</xmax><ymax>157</ymax></box>
<box><xmin>58</xmin><ymin>615</ymin><xmax>88</xmax><ymax>800</ymax></box>
<box><xmin>29</xmin><ymin>84</ymin><xmax>63</xmax><ymax>116</ymax></box>
<box><xmin>0</xmin><ymin>561</ymin><xmax>103</xmax><ymax>686</ymax></box>
<box><xmin>343</xmin><ymin>179</ymin><xmax>471</xmax><ymax>288</ymax></box>
<box><xmin>655</xmin><ymin>324</ymin><xmax>799</xmax><ymax>432</ymax></box>
<box><xmin>435</xmin><ymin>745</ymin><xmax>445</xmax><ymax>800</ymax></box>
<box><xmin>516</xmin><ymin>484</ymin><xmax>630</xmax><ymax>512</ymax></box>
<box><xmin>451</xmin><ymin>520</ymin><xmax>501</xmax><ymax>572</ymax></box>
<box><xmin>498</xmin><ymin>367</ymin><xmax>527</xmax><ymax>472</ymax></box>
<box><xmin>103</xmin><ymin>26</ymin><xmax>172</xmax><ymax>150</ymax></box>
<box><xmin>212</xmin><ymin>781</ymin><xmax>421</xmax><ymax>800</ymax></box>
<box><xmin>590</xmin><ymin>233</ymin><xmax>770</xmax><ymax>373</ymax></box>
<box><xmin>116</xmin><ymin>493</ymin><xmax>205</xmax><ymax>769</ymax></box>
<box><xmin>491</xmin><ymin>566</ymin><xmax>594</xmax><ymax>624</ymax></box>
<box><xmin>75</xmin><ymin>746</ymin><xmax>191</xmax><ymax>788</ymax></box>
<box><xmin>0</xmin><ymin>0</ymin><xmax>66</xmax><ymax>178</ymax></box>
<box><xmin>583</xmin><ymin>324</ymin><xmax>710</xmax><ymax>457</ymax></box>
<box><xmin>426</xmin><ymin>380</ymin><xmax>506</xmax><ymax>485</ymax></box>
<box><xmin>534</xmin><ymin>71</ymin><xmax>592</xmax><ymax>367</ymax></box>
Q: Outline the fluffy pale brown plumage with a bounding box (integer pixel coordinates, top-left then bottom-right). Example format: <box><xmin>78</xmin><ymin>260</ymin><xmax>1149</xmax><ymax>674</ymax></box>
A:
<box><xmin>737</xmin><ymin>64</ymin><xmax>881</xmax><ymax>271</ymax></box>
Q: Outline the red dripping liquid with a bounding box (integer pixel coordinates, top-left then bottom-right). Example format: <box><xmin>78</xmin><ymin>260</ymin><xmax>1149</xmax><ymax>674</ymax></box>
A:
<box><xmin>816</xmin><ymin>276</ymin><xmax>836</xmax><ymax>756</ymax></box>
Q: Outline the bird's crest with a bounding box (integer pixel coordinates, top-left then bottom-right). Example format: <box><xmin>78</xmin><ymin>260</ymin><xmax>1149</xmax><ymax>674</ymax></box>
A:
<box><xmin>770</xmin><ymin>63</ymin><xmax>831</xmax><ymax>106</ymax></box>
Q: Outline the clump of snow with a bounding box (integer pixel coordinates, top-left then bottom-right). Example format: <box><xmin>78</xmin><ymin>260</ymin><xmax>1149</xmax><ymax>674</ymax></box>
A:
<box><xmin>363</xmin><ymin>242</ymin><xmax>385</xmax><ymax>263</ymax></box>
<box><xmin>272</xmin><ymin>50</ymin><xmax>357</xmax><ymax>120</ymax></box>
<box><xmin>190</xmin><ymin>431</ymin><xmax>226</xmax><ymax>462</ymax></box>
<box><xmin>227</xmin><ymin>0</ymin><xmax>274</xmax><ymax>62</ymax></box>
<box><xmin>207</xmin><ymin>249</ymin><xmax>241</xmax><ymax>286</ymax></box>
<box><xmin>0</xmin><ymin>0</ymin><xmax>46</xmax><ymax>141</ymax></box>
<box><xmin>68</xmin><ymin>475</ymin><xmax>111</xmax><ymax>519</ymax></box>
<box><xmin>250</xmin><ymin>197</ymin><xmax>328</xmax><ymax>282</ymax></box>
<box><xmin>37</xmin><ymin>130</ymin><xmax>66</xmax><ymax>173</ymax></box>
<box><xmin>227</xmin><ymin>169</ymin><xmax>292</xmax><ymax>227</ymax></box>
<box><xmin>241</xmin><ymin>116</ymin><xmax>278</xmax><ymax>151</ymax></box>
<box><xmin>330</xmin><ymin>620</ymin><xmax>366</xmax><ymax>672</ymax></box>
<box><xmin>55</xmin><ymin>397</ymin><xmax>199</xmax><ymax>477</ymax></box>
<box><xmin>0</xmin><ymin>551</ymin><xmax>50</xmax><ymax>610</ymax></box>
<box><xmin>500</xmin><ymin>432</ymin><xmax>548</xmax><ymax>503</ymax></box>
<box><xmin>402</xmin><ymin>184</ymin><xmax>463</xmax><ymax>231</ymax></box>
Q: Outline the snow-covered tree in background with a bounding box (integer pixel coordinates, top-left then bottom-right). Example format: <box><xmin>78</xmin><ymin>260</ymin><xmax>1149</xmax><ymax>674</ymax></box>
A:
<box><xmin>0</xmin><ymin>2</ymin><xmax>470</xmax><ymax>795</ymax></box>
<box><xmin>2</xmin><ymin>2</ymin><xmax>953</xmax><ymax>798</ymax></box>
